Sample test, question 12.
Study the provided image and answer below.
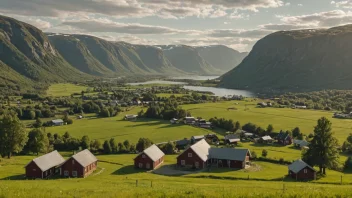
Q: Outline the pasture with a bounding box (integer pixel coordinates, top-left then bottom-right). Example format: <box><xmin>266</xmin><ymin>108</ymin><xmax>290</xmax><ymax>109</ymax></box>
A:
<box><xmin>46</xmin><ymin>83</ymin><xmax>89</xmax><ymax>97</ymax></box>
<box><xmin>1</xmin><ymin>154</ymin><xmax>352</xmax><ymax>198</ymax></box>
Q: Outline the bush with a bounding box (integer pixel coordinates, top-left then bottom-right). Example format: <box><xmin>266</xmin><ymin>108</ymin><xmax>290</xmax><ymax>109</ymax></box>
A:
<box><xmin>257</xmin><ymin>157</ymin><xmax>292</xmax><ymax>165</ymax></box>
<box><xmin>261</xmin><ymin>149</ymin><xmax>268</xmax><ymax>157</ymax></box>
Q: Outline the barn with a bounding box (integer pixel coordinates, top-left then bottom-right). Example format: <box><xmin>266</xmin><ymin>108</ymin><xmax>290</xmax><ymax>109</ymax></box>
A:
<box><xmin>61</xmin><ymin>149</ymin><xmax>98</xmax><ymax>178</ymax></box>
<box><xmin>177</xmin><ymin>139</ymin><xmax>210</xmax><ymax>169</ymax></box>
<box><xmin>288</xmin><ymin>159</ymin><xmax>317</xmax><ymax>180</ymax></box>
<box><xmin>209</xmin><ymin>148</ymin><xmax>251</xmax><ymax>169</ymax></box>
<box><xmin>134</xmin><ymin>144</ymin><xmax>165</xmax><ymax>170</ymax></box>
<box><xmin>25</xmin><ymin>150</ymin><xmax>65</xmax><ymax>179</ymax></box>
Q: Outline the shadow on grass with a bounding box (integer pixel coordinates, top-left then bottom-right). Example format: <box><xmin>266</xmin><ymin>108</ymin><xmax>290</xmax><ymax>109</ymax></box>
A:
<box><xmin>112</xmin><ymin>165</ymin><xmax>146</xmax><ymax>175</ymax></box>
<box><xmin>249</xmin><ymin>143</ymin><xmax>286</xmax><ymax>148</ymax></box>
<box><xmin>0</xmin><ymin>174</ymin><xmax>25</xmax><ymax>180</ymax></box>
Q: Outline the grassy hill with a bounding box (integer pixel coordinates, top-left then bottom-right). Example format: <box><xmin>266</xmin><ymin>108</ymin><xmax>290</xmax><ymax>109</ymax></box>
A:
<box><xmin>219</xmin><ymin>24</ymin><xmax>352</xmax><ymax>92</ymax></box>
<box><xmin>0</xmin><ymin>15</ymin><xmax>89</xmax><ymax>86</ymax></box>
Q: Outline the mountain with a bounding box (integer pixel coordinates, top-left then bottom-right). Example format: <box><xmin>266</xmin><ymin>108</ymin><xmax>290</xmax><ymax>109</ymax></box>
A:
<box><xmin>48</xmin><ymin>34</ymin><xmax>184</xmax><ymax>76</ymax></box>
<box><xmin>0</xmin><ymin>15</ymin><xmax>88</xmax><ymax>86</ymax></box>
<box><xmin>196</xmin><ymin>45</ymin><xmax>248</xmax><ymax>72</ymax></box>
<box><xmin>219</xmin><ymin>25</ymin><xmax>352</xmax><ymax>92</ymax></box>
<box><xmin>158</xmin><ymin>45</ymin><xmax>223</xmax><ymax>75</ymax></box>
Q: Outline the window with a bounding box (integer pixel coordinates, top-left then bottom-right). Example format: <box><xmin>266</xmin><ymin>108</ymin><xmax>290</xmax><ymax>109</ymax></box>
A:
<box><xmin>304</xmin><ymin>169</ymin><xmax>308</xmax><ymax>174</ymax></box>
<box><xmin>142</xmin><ymin>154</ymin><xmax>146</xmax><ymax>158</ymax></box>
<box><xmin>64</xmin><ymin>171</ymin><xmax>69</xmax><ymax>176</ymax></box>
<box><xmin>195</xmin><ymin>162</ymin><xmax>199</xmax><ymax>168</ymax></box>
<box><xmin>72</xmin><ymin>171</ymin><xmax>77</xmax><ymax>177</ymax></box>
<box><xmin>181</xmin><ymin>160</ymin><xmax>185</xmax><ymax>166</ymax></box>
<box><xmin>139</xmin><ymin>163</ymin><xmax>143</xmax><ymax>168</ymax></box>
<box><xmin>188</xmin><ymin>153</ymin><xmax>192</xmax><ymax>157</ymax></box>
<box><xmin>146</xmin><ymin>163</ymin><xmax>150</xmax><ymax>169</ymax></box>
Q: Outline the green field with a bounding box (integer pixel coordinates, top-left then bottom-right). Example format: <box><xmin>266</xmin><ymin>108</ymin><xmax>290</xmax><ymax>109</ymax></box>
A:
<box><xmin>182</xmin><ymin>101</ymin><xmax>352</xmax><ymax>143</ymax></box>
<box><xmin>46</xmin><ymin>83</ymin><xmax>89</xmax><ymax>97</ymax></box>
<box><xmin>1</xmin><ymin>154</ymin><xmax>352</xmax><ymax>198</ymax></box>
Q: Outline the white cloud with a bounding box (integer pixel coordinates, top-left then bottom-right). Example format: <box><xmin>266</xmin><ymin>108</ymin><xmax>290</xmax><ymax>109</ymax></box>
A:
<box><xmin>331</xmin><ymin>0</ymin><xmax>352</xmax><ymax>8</ymax></box>
<box><xmin>298</xmin><ymin>4</ymin><xmax>303</xmax><ymax>6</ymax></box>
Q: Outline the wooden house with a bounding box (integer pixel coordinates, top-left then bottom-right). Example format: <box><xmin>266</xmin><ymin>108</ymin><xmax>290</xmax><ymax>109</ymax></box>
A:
<box><xmin>208</xmin><ymin>148</ymin><xmax>251</xmax><ymax>169</ymax></box>
<box><xmin>184</xmin><ymin>117</ymin><xmax>196</xmax><ymax>124</ymax></box>
<box><xmin>288</xmin><ymin>159</ymin><xmax>316</xmax><ymax>180</ymax></box>
<box><xmin>134</xmin><ymin>144</ymin><xmax>165</xmax><ymax>170</ymax></box>
<box><xmin>61</xmin><ymin>149</ymin><xmax>98</xmax><ymax>178</ymax></box>
<box><xmin>277</xmin><ymin>132</ymin><xmax>292</xmax><ymax>145</ymax></box>
<box><xmin>224</xmin><ymin>134</ymin><xmax>240</xmax><ymax>144</ymax></box>
<box><xmin>258</xmin><ymin>135</ymin><xmax>274</xmax><ymax>144</ymax></box>
<box><xmin>177</xmin><ymin>139</ymin><xmax>210</xmax><ymax>169</ymax></box>
<box><xmin>51</xmin><ymin>119</ymin><xmax>64</xmax><ymax>126</ymax></box>
<box><xmin>191</xmin><ymin>135</ymin><xmax>205</xmax><ymax>144</ymax></box>
<box><xmin>25</xmin><ymin>150</ymin><xmax>65</xmax><ymax>179</ymax></box>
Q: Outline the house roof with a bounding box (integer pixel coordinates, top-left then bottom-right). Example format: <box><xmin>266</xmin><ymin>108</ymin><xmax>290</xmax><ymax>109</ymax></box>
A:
<box><xmin>209</xmin><ymin>148</ymin><xmax>250</xmax><ymax>161</ymax></box>
<box><xmin>176</xmin><ymin>139</ymin><xmax>190</xmax><ymax>146</ymax></box>
<box><xmin>125</xmin><ymin>115</ymin><xmax>138</xmax><ymax>118</ymax></box>
<box><xmin>25</xmin><ymin>150</ymin><xmax>65</xmax><ymax>172</ymax></box>
<box><xmin>244</xmin><ymin>133</ymin><xmax>254</xmax><ymax>136</ymax></box>
<box><xmin>261</xmin><ymin>136</ymin><xmax>273</xmax><ymax>141</ymax></box>
<box><xmin>228</xmin><ymin>139</ymin><xmax>241</xmax><ymax>143</ymax></box>
<box><xmin>52</xmin><ymin>119</ymin><xmax>64</xmax><ymax>123</ymax></box>
<box><xmin>225</xmin><ymin>134</ymin><xmax>239</xmax><ymax>140</ymax></box>
<box><xmin>293</xmin><ymin>140</ymin><xmax>309</xmax><ymax>147</ymax></box>
<box><xmin>288</xmin><ymin>159</ymin><xmax>316</xmax><ymax>173</ymax></box>
<box><xmin>192</xmin><ymin>135</ymin><xmax>205</xmax><ymax>140</ymax></box>
<box><xmin>179</xmin><ymin>139</ymin><xmax>210</xmax><ymax>162</ymax></box>
<box><xmin>71</xmin><ymin>149</ymin><xmax>97</xmax><ymax>167</ymax></box>
<box><xmin>140</xmin><ymin>144</ymin><xmax>165</xmax><ymax>162</ymax></box>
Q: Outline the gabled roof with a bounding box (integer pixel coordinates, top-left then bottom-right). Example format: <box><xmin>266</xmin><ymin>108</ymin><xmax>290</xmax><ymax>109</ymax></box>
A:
<box><xmin>52</xmin><ymin>119</ymin><xmax>64</xmax><ymax>123</ymax></box>
<box><xmin>191</xmin><ymin>135</ymin><xmax>205</xmax><ymax>140</ymax></box>
<box><xmin>138</xmin><ymin>144</ymin><xmax>165</xmax><ymax>162</ymax></box>
<box><xmin>261</xmin><ymin>135</ymin><xmax>273</xmax><ymax>141</ymax></box>
<box><xmin>228</xmin><ymin>139</ymin><xmax>240</xmax><ymax>143</ymax></box>
<box><xmin>71</xmin><ymin>149</ymin><xmax>97</xmax><ymax>167</ymax></box>
<box><xmin>293</xmin><ymin>140</ymin><xmax>309</xmax><ymax>147</ymax></box>
<box><xmin>25</xmin><ymin>150</ymin><xmax>65</xmax><ymax>172</ymax></box>
<box><xmin>209</xmin><ymin>148</ymin><xmax>250</xmax><ymax>161</ymax></box>
<box><xmin>225</xmin><ymin>134</ymin><xmax>239</xmax><ymax>140</ymax></box>
<box><xmin>176</xmin><ymin>139</ymin><xmax>190</xmax><ymax>146</ymax></box>
<box><xmin>178</xmin><ymin>139</ymin><xmax>210</xmax><ymax>162</ymax></box>
<box><xmin>288</xmin><ymin>159</ymin><xmax>316</xmax><ymax>173</ymax></box>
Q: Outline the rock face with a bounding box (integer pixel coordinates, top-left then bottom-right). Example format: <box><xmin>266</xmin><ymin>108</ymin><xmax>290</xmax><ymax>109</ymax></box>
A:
<box><xmin>219</xmin><ymin>25</ymin><xmax>352</xmax><ymax>92</ymax></box>
<box><xmin>0</xmin><ymin>15</ymin><xmax>88</xmax><ymax>84</ymax></box>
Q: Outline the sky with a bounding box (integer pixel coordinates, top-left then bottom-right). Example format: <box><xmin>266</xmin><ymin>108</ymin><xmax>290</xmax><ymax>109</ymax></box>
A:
<box><xmin>1</xmin><ymin>0</ymin><xmax>352</xmax><ymax>52</ymax></box>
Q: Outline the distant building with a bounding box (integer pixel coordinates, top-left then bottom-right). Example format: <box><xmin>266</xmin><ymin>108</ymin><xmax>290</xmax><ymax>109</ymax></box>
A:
<box><xmin>124</xmin><ymin>115</ymin><xmax>138</xmax><ymax>121</ymax></box>
<box><xmin>170</xmin><ymin>118</ymin><xmax>178</xmax><ymax>124</ymax></box>
<box><xmin>288</xmin><ymin>159</ymin><xmax>316</xmax><ymax>180</ymax></box>
<box><xmin>25</xmin><ymin>150</ymin><xmax>65</xmax><ymax>179</ymax></box>
<box><xmin>134</xmin><ymin>145</ymin><xmax>165</xmax><ymax>170</ymax></box>
<box><xmin>199</xmin><ymin>122</ymin><xmax>212</xmax><ymax>129</ymax></box>
<box><xmin>191</xmin><ymin>135</ymin><xmax>205</xmax><ymax>144</ymax></box>
<box><xmin>176</xmin><ymin>139</ymin><xmax>190</xmax><ymax>150</ymax></box>
<box><xmin>293</xmin><ymin>140</ymin><xmax>310</xmax><ymax>149</ymax></box>
<box><xmin>277</xmin><ymin>132</ymin><xmax>292</xmax><ymax>146</ymax></box>
<box><xmin>224</xmin><ymin>134</ymin><xmax>240</xmax><ymax>145</ymax></box>
<box><xmin>61</xmin><ymin>149</ymin><xmax>98</xmax><ymax>178</ymax></box>
<box><xmin>184</xmin><ymin>117</ymin><xmax>196</xmax><ymax>124</ymax></box>
<box><xmin>258</xmin><ymin>135</ymin><xmax>274</xmax><ymax>144</ymax></box>
<box><xmin>51</xmin><ymin>119</ymin><xmax>64</xmax><ymax>126</ymax></box>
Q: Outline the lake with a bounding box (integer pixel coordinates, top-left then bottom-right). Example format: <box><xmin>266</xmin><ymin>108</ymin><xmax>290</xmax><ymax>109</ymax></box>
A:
<box><xmin>183</xmin><ymin>86</ymin><xmax>255</xmax><ymax>97</ymax></box>
<box><xmin>127</xmin><ymin>80</ymin><xmax>187</xmax><ymax>86</ymax></box>
<box><xmin>170</xmin><ymin>76</ymin><xmax>219</xmax><ymax>80</ymax></box>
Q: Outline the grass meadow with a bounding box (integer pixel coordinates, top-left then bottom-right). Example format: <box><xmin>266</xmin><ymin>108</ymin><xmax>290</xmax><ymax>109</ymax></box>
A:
<box><xmin>46</xmin><ymin>83</ymin><xmax>89</xmax><ymax>97</ymax></box>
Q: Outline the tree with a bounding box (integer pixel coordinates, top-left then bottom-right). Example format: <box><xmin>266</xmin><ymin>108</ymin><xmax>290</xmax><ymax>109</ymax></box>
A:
<box><xmin>255</xmin><ymin>127</ymin><xmax>265</xmax><ymax>136</ymax></box>
<box><xmin>103</xmin><ymin>140</ymin><xmax>112</xmax><ymax>154</ymax></box>
<box><xmin>292</xmin><ymin>127</ymin><xmax>301</xmax><ymax>138</ymax></box>
<box><xmin>117</xmin><ymin>142</ymin><xmax>124</xmax><ymax>152</ymax></box>
<box><xmin>123</xmin><ymin>140</ymin><xmax>130</xmax><ymax>151</ymax></box>
<box><xmin>26</xmin><ymin>128</ymin><xmax>50</xmax><ymax>155</ymax></box>
<box><xmin>99</xmin><ymin>108</ymin><xmax>111</xmax><ymax>117</ymax></box>
<box><xmin>261</xmin><ymin>149</ymin><xmax>268</xmax><ymax>157</ymax></box>
<box><xmin>266</xmin><ymin>124</ymin><xmax>274</xmax><ymax>135</ymax></box>
<box><xmin>81</xmin><ymin>135</ymin><xmax>90</xmax><ymax>150</ymax></box>
<box><xmin>251</xmin><ymin>151</ymin><xmax>257</xmax><ymax>159</ymax></box>
<box><xmin>163</xmin><ymin>142</ymin><xmax>176</xmax><ymax>154</ymax></box>
<box><xmin>109</xmin><ymin>138</ymin><xmax>117</xmax><ymax>153</ymax></box>
<box><xmin>234</xmin><ymin>121</ymin><xmax>241</xmax><ymax>131</ymax></box>
<box><xmin>0</xmin><ymin>112</ymin><xmax>28</xmax><ymax>158</ymax></box>
<box><xmin>242</xmin><ymin>123</ymin><xmax>257</xmax><ymax>133</ymax></box>
<box><xmin>33</xmin><ymin>118</ymin><xmax>43</xmax><ymax>128</ymax></box>
<box><xmin>90</xmin><ymin>140</ymin><xmax>102</xmax><ymax>152</ymax></box>
<box><xmin>342</xmin><ymin>133</ymin><xmax>352</xmax><ymax>153</ymax></box>
<box><xmin>344</xmin><ymin>156</ymin><xmax>352</xmax><ymax>170</ymax></box>
<box><xmin>136</xmin><ymin>138</ymin><xmax>153</xmax><ymax>152</ymax></box>
<box><xmin>130</xmin><ymin>144</ymin><xmax>136</xmax><ymax>153</ymax></box>
<box><xmin>302</xmin><ymin>117</ymin><xmax>340</xmax><ymax>174</ymax></box>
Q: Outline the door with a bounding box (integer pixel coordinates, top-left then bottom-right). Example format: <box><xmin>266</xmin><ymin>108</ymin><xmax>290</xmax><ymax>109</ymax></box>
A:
<box><xmin>139</xmin><ymin>163</ymin><xmax>143</xmax><ymax>168</ymax></box>
<box><xmin>146</xmin><ymin>163</ymin><xmax>150</xmax><ymax>169</ymax></box>
<box><xmin>64</xmin><ymin>171</ymin><xmax>69</xmax><ymax>177</ymax></box>
<box><xmin>195</xmin><ymin>162</ymin><xmax>199</xmax><ymax>168</ymax></box>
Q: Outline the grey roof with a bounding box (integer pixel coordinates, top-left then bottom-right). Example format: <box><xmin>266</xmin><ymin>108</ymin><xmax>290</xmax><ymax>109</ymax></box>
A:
<box><xmin>189</xmin><ymin>139</ymin><xmax>211</xmax><ymax>162</ymax></box>
<box><xmin>225</xmin><ymin>134</ymin><xmax>239</xmax><ymax>140</ymax></box>
<box><xmin>52</xmin><ymin>119</ymin><xmax>64</xmax><ymax>123</ymax></box>
<box><xmin>293</xmin><ymin>140</ymin><xmax>310</xmax><ymax>147</ymax></box>
<box><xmin>288</xmin><ymin>159</ymin><xmax>316</xmax><ymax>173</ymax></box>
<box><xmin>228</xmin><ymin>139</ymin><xmax>240</xmax><ymax>143</ymax></box>
<box><xmin>209</xmin><ymin>148</ymin><xmax>250</xmax><ymax>161</ymax></box>
<box><xmin>176</xmin><ymin>139</ymin><xmax>190</xmax><ymax>146</ymax></box>
<box><xmin>261</xmin><ymin>136</ymin><xmax>273</xmax><ymax>141</ymax></box>
<box><xmin>192</xmin><ymin>135</ymin><xmax>205</xmax><ymax>140</ymax></box>
<box><xmin>244</xmin><ymin>133</ymin><xmax>254</xmax><ymax>136</ymax></box>
<box><xmin>26</xmin><ymin>150</ymin><xmax>65</xmax><ymax>171</ymax></box>
<box><xmin>72</xmin><ymin>149</ymin><xmax>98</xmax><ymax>167</ymax></box>
<box><xmin>140</xmin><ymin>144</ymin><xmax>165</xmax><ymax>162</ymax></box>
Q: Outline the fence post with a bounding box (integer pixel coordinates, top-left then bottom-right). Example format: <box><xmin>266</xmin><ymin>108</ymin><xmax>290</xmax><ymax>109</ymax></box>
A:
<box><xmin>247</xmin><ymin>175</ymin><xmax>249</xmax><ymax>180</ymax></box>
<box><xmin>136</xmin><ymin>179</ymin><xmax>138</xmax><ymax>187</ymax></box>
<box><xmin>151</xmin><ymin>181</ymin><xmax>153</xmax><ymax>188</ymax></box>
<box><xmin>341</xmin><ymin>175</ymin><xmax>343</xmax><ymax>185</ymax></box>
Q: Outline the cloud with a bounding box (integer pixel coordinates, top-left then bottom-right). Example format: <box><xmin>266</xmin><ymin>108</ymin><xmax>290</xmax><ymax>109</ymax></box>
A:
<box><xmin>0</xmin><ymin>0</ymin><xmax>283</xmax><ymax>19</ymax></box>
<box><xmin>207</xmin><ymin>29</ymin><xmax>272</xmax><ymax>38</ymax></box>
<box><xmin>60</xmin><ymin>18</ymin><xmax>201</xmax><ymax>35</ymax></box>
<box><xmin>298</xmin><ymin>4</ymin><xmax>303</xmax><ymax>6</ymax></box>
<box><xmin>331</xmin><ymin>0</ymin><xmax>352</xmax><ymax>8</ymax></box>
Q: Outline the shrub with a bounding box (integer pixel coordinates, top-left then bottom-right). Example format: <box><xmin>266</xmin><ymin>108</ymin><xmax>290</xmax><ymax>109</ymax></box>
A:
<box><xmin>261</xmin><ymin>149</ymin><xmax>268</xmax><ymax>157</ymax></box>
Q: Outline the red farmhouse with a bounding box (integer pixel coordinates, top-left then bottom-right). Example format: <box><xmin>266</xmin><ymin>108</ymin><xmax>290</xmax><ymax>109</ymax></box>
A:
<box><xmin>177</xmin><ymin>139</ymin><xmax>210</xmax><ymax>169</ymax></box>
<box><xmin>25</xmin><ymin>150</ymin><xmax>65</xmax><ymax>179</ymax></box>
<box><xmin>134</xmin><ymin>144</ymin><xmax>165</xmax><ymax>170</ymax></box>
<box><xmin>61</xmin><ymin>149</ymin><xmax>98</xmax><ymax>178</ymax></box>
<box><xmin>288</xmin><ymin>159</ymin><xmax>316</xmax><ymax>180</ymax></box>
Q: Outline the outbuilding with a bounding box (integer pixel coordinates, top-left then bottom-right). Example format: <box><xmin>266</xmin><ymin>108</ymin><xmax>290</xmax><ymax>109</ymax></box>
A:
<box><xmin>134</xmin><ymin>144</ymin><xmax>165</xmax><ymax>170</ymax></box>
<box><xmin>191</xmin><ymin>135</ymin><xmax>205</xmax><ymax>144</ymax></box>
<box><xmin>177</xmin><ymin>139</ymin><xmax>210</xmax><ymax>169</ymax></box>
<box><xmin>25</xmin><ymin>150</ymin><xmax>65</xmax><ymax>179</ymax></box>
<box><xmin>61</xmin><ymin>149</ymin><xmax>98</xmax><ymax>178</ymax></box>
<box><xmin>51</xmin><ymin>119</ymin><xmax>64</xmax><ymax>126</ymax></box>
<box><xmin>209</xmin><ymin>148</ymin><xmax>251</xmax><ymax>169</ymax></box>
<box><xmin>288</xmin><ymin>159</ymin><xmax>316</xmax><ymax>180</ymax></box>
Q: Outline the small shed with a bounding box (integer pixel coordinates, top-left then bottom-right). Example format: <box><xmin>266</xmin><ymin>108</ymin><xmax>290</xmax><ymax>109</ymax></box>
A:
<box><xmin>258</xmin><ymin>135</ymin><xmax>274</xmax><ymax>144</ymax></box>
<box><xmin>170</xmin><ymin>118</ymin><xmax>178</xmax><ymax>124</ymax></box>
<box><xmin>61</xmin><ymin>149</ymin><xmax>98</xmax><ymax>178</ymax></box>
<box><xmin>25</xmin><ymin>150</ymin><xmax>65</xmax><ymax>179</ymax></box>
<box><xmin>288</xmin><ymin>159</ymin><xmax>316</xmax><ymax>180</ymax></box>
<box><xmin>225</xmin><ymin>134</ymin><xmax>240</xmax><ymax>144</ymax></box>
<box><xmin>134</xmin><ymin>144</ymin><xmax>165</xmax><ymax>170</ymax></box>
<box><xmin>51</xmin><ymin>119</ymin><xmax>64</xmax><ymax>126</ymax></box>
<box><xmin>191</xmin><ymin>135</ymin><xmax>205</xmax><ymax>144</ymax></box>
<box><xmin>124</xmin><ymin>115</ymin><xmax>138</xmax><ymax>121</ymax></box>
<box><xmin>184</xmin><ymin>117</ymin><xmax>196</xmax><ymax>124</ymax></box>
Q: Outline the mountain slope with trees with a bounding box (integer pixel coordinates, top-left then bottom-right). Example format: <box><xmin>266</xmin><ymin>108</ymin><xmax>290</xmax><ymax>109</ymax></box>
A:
<box><xmin>219</xmin><ymin>25</ymin><xmax>352</xmax><ymax>92</ymax></box>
